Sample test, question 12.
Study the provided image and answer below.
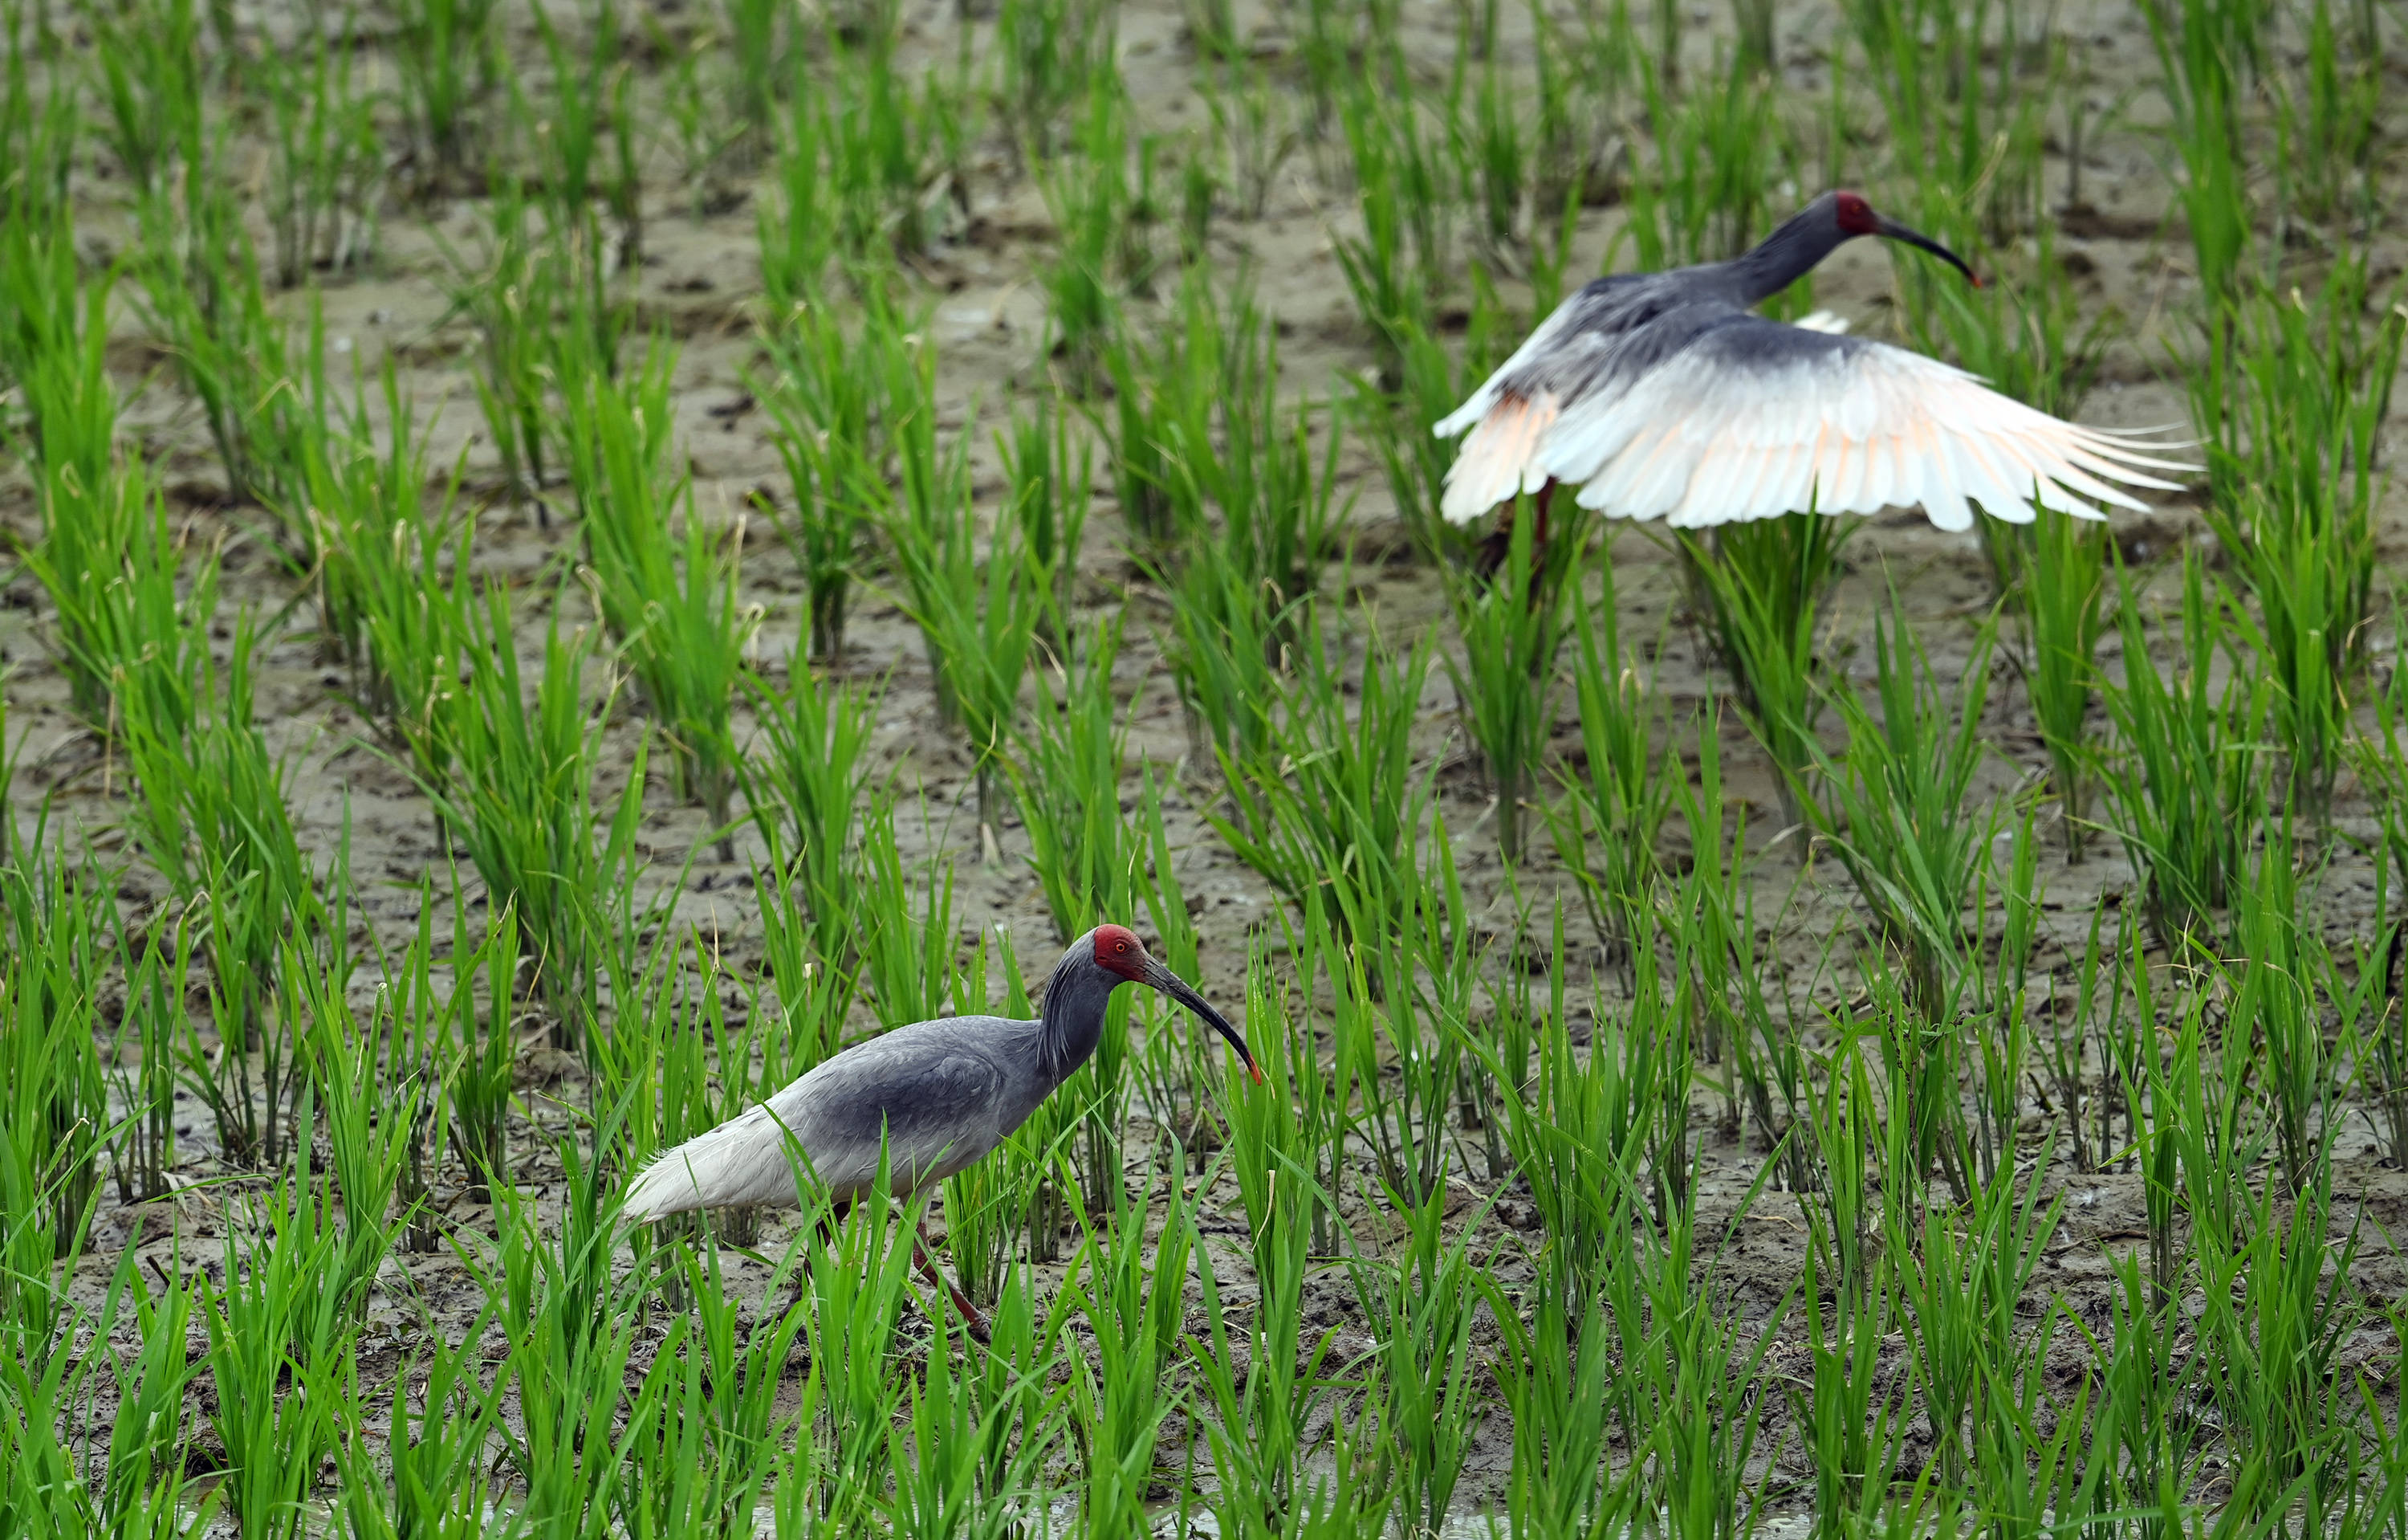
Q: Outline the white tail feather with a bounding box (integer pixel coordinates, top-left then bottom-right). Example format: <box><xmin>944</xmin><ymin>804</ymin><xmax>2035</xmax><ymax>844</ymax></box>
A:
<box><xmin>620</xmin><ymin>1103</ymin><xmax>804</xmax><ymax>1220</ymax></box>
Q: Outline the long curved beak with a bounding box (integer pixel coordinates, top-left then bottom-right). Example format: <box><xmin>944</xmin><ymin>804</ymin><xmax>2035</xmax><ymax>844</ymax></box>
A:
<box><xmin>1143</xmin><ymin>959</ymin><xmax>1263</xmax><ymax>1085</ymax></box>
<box><xmin>1874</xmin><ymin>214</ymin><xmax>1981</xmax><ymax>287</ymax></box>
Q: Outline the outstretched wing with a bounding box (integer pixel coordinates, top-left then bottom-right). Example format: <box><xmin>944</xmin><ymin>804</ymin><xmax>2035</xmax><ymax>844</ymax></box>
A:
<box><xmin>1437</xmin><ymin>312</ymin><xmax>2192</xmax><ymax>531</ymax></box>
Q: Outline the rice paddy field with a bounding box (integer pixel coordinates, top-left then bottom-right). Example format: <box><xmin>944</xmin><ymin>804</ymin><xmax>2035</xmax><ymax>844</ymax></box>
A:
<box><xmin>3</xmin><ymin>0</ymin><xmax>2408</xmax><ymax>1529</ymax></box>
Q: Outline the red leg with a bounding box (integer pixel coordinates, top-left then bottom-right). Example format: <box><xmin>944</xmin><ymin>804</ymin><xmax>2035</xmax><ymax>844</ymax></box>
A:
<box><xmin>914</xmin><ymin>1218</ymin><xmax>990</xmax><ymax>1343</ymax></box>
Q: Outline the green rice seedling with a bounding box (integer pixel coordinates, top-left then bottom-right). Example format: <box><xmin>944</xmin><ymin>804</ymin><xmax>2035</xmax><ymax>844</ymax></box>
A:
<box><xmin>1624</xmin><ymin>47</ymin><xmax>1785</xmax><ymax>271</ymax></box>
<box><xmin>1010</xmin><ymin>613</ymin><xmax>1133</xmax><ymax>943</ymax></box>
<box><xmin>1453</xmin><ymin>31</ymin><xmax>1525</xmax><ymax>252</ymax></box>
<box><xmin>822</xmin><ymin>29</ymin><xmax>946</xmax><ymax>261</ymax></box>
<box><xmin>478</xmin><ymin>1144</ymin><xmax>643</xmax><ymax>1533</ymax></box>
<box><xmin>1629</xmin><ymin>1224</ymin><xmax>1784</xmax><ymax>1540</ymax></box>
<box><xmin>105</xmin><ymin>898</ymin><xmax>189</xmax><ymax>1205</ymax></box>
<box><xmin>1491</xmin><ymin>1287</ymin><xmax>1629</xmax><ymax>1540</ymax></box>
<box><xmin>2040</xmin><ymin>902</ymin><xmax>2113</xmax><ymax>1174</ymax></box>
<box><xmin>1346</xmin><ymin>1171</ymin><xmax>1487</xmax><ymax>1535</ymax></box>
<box><xmin>796</xmin><ymin>1169</ymin><xmax>917</xmax><ymax>1526</ymax></box>
<box><xmin>1213</xmin><ymin>619</ymin><xmax>1434</xmax><ymax>947</ymax></box>
<box><xmin>877</xmin><ymin>1291</ymin><xmax>1004</xmax><ymax>1537</ymax></box>
<box><xmin>1330</xmin><ymin>842</ymin><xmax>1471</xmax><ymax>1204</ymax></box>
<box><xmin>418</xmin><ymin>589</ymin><xmax>648</xmax><ymax>1027</ymax></box>
<box><xmin>1808</xmin><ymin>603</ymin><xmax>1999</xmax><ymax>1016</ymax></box>
<box><xmin>295</xmin><ymin>959</ymin><xmax>411</xmax><ymax>1321</ymax></box>
<box><xmin>561</xmin><ymin>338</ymin><xmax>759</xmax><ymax>837</ymax></box>
<box><xmin>2</xmin><ymin>212</ymin><xmax>112</xmax><ymax>483</ymax></box>
<box><xmin>716</xmin><ymin>0</ymin><xmax>783</xmax><ymax>155</ymax></box>
<box><xmin>1845</xmin><ymin>0</ymin><xmax>2049</xmax><ymax>246</ymax></box>
<box><xmin>995</xmin><ymin>0</ymin><xmax>1102</xmax><ymax>163</ymax></box>
<box><xmin>1889</xmin><ymin>1145</ymin><xmax>2062</xmax><ymax>1486</ymax></box>
<box><xmin>2023</xmin><ymin>509</ymin><xmax>2113</xmax><ymax>858</ymax></box>
<box><xmin>1158</xmin><ymin>530</ymin><xmax>1287</xmax><ymax>789</ymax></box>
<box><xmin>673</xmin><ymin>1238</ymin><xmax>813</xmax><ymax>1501</ymax></box>
<box><xmin>1970</xmin><ymin>1302</ymin><xmax>2102</xmax><ymax>1540</ymax></box>
<box><xmin>122</xmin><ymin>609</ymin><xmax>319</xmax><ymax>1068</ymax></box>
<box><xmin>441</xmin><ymin>175</ymin><xmax>555</xmax><ymax>517</ymax></box>
<box><xmin>1194</xmin><ymin>1090</ymin><xmax>1340</xmax><ymax>1523</ymax></box>
<box><xmin>1094</xmin><ymin>299</ymin><xmax>1199</xmax><ymax>550</ymax></box>
<box><xmin>1041</xmin><ymin>68</ymin><xmax>1128</xmax><ymax>385</ymax></box>
<box><xmin>206</xmin><ymin>1121</ymin><xmax>361</xmax><ymax>1540</ymax></box>
<box><xmin>1867</xmin><ymin>947</ymin><xmax>1978</xmax><ymax>1208</ymax></box>
<box><xmin>1444</xmin><ymin>498</ymin><xmax>1582</xmax><ymax>862</ymax></box>
<box><xmin>999</xmin><ymin>390</ymin><xmax>1093</xmax><ymax>637</ymax></box>
<box><xmin>1065</xmin><ymin>1164</ymin><xmax>1191</xmax><ymax>1534</ymax></box>
<box><xmin>942</xmin><ymin>930</ymin><xmax>1042</xmax><ymax>1302</ymax></box>
<box><xmin>1466</xmin><ymin>919</ymin><xmax>1673</xmax><ymax>1318</ymax></box>
<box><xmin>2140</xmin><ymin>0</ymin><xmax>2254</xmax><ymax>306</ymax></box>
<box><xmin>2227</xmin><ymin>824</ymin><xmax>2336</xmax><ymax>1197</ymax></box>
<box><xmin>524</xmin><ymin>0</ymin><xmax>619</xmax><ymax>242</ymax></box>
<box><xmin>336</xmin><ymin>1301</ymin><xmax>503</xmax><ymax>1537</ymax></box>
<box><xmin>1350</xmin><ymin>282</ymin><xmax>1507</xmax><ymax>565</ymax></box>
<box><xmin>1162</xmin><ymin>277</ymin><xmax>1352</xmax><ymax>616</ymax></box>
<box><xmin>87</xmin><ymin>1250</ymin><xmax>205</xmax><ymax>1528</ymax></box>
<box><xmin>1791</xmin><ymin>1249</ymin><xmax>1906</xmax><ymax>1539</ymax></box>
<box><xmin>617</xmin><ymin>1302</ymin><xmax>783</xmax><ymax>1538</ymax></box>
<box><xmin>754</xmin><ymin>303</ymin><xmax>882</xmax><ymax>660</ymax></box>
<box><xmin>856</xmin><ymin>803</ymin><xmax>959</xmax><ymax>1029</ymax></box>
<box><xmin>744</xmin><ymin>650</ymin><xmax>882</xmax><ymax>950</ymax></box>
<box><xmin>259</xmin><ymin>21</ymin><xmax>380</xmax><ymax>287</ymax></box>
<box><xmin>136</xmin><ymin>181</ymin><xmax>315</xmax><ymax>527</ymax></box>
<box><xmin>1678</xmin><ymin>511</ymin><xmax>1851</xmax><ymax>833</ymax></box>
<box><xmin>881</xmin><ymin>461</ymin><xmax>1049</xmax><ymax>851</ymax></box>
<box><xmin>759</xmin><ymin>88</ymin><xmax>836</xmax><ymax>312</ymax></box>
<box><xmin>300</xmin><ymin>361</ymin><xmax>467</xmax><ymax>720</ymax></box>
<box><xmin>0</xmin><ymin>840</ymin><xmax>108</xmax><ymax>1267</ymax></box>
<box><xmin>2192</xmin><ymin>271</ymin><xmax>2402</xmax><ymax>818</ymax></box>
<box><xmin>1549</xmin><ymin>549</ymin><xmax>1671</xmax><ymax>951</ymax></box>
<box><xmin>1333</xmin><ymin>87</ymin><xmax>1435</xmax><ymax>379</ymax></box>
<box><xmin>2195</xmin><ymin>1170</ymin><xmax>2360</xmax><ymax>1518</ymax></box>
<box><xmin>24</xmin><ymin>454</ymin><xmax>218</xmax><ymax>742</ymax></box>
<box><xmin>86</xmin><ymin>0</ymin><xmax>204</xmax><ymax>209</ymax></box>
<box><xmin>2085</xmin><ymin>1249</ymin><xmax>2206</xmax><ymax>1528</ymax></box>
<box><xmin>1202</xmin><ymin>56</ymin><xmax>1296</xmax><ymax>224</ymax></box>
<box><xmin>2102</xmin><ymin>555</ymin><xmax>2266</xmax><ymax>947</ymax></box>
<box><xmin>1675</xmin><ymin>748</ymin><xmax>1804</xmax><ymax>1167</ymax></box>
<box><xmin>393</xmin><ymin>0</ymin><xmax>498</xmax><ymax>187</ymax></box>
<box><xmin>0</xmin><ymin>10</ymin><xmax>76</xmax><ymax>224</ymax></box>
<box><xmin>0</xmin><ymin>1311</ymin><xmax>99</xmax><ymax>1530</ymax></box>
<box><xmin>2270</xmin><ymin>0</ymin><xmax>2382</xmax><ymax>233</ymax></box>
<box><xmin>1970</xmin><ymin>814</ymin><xmax>2042</xmax><ymax>1175</ymax></box>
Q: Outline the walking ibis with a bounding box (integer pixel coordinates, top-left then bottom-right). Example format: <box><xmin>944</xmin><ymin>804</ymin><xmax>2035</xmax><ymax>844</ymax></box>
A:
<box><xmin>1435</xmin><ymin>191</ymin><xmax>2190</xmax><ymax>533</ymax></box>
<box><xmin>623</xmin><ymin>924</ymin><xmax>1260</xmax><ymax>1335</ymax></box>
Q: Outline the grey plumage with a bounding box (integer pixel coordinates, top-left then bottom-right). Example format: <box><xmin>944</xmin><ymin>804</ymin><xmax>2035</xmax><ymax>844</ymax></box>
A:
<box><xmin>1434</xmin><ymin>191</ymin><xmax>2194</xmax><ymax>529</ymax></box>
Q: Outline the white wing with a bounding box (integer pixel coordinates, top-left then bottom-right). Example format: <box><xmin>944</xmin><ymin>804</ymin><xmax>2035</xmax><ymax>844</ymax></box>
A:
<box><xmin>1437</xmin><ymin>316</ymin><xmax>2192</xmax><ymax>531</ymax></box>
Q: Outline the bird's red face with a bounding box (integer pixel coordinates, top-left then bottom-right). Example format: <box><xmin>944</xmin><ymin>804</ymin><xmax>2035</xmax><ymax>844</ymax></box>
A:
<box><xmin>1093</xmin><ymin>923</ymin><xmax>1149</xmax><ymax>981</ymax></box>
<box><xmin>1834</xmin><ymin>190</ymin><xmax>1878</xmax><ymax>236</ymax></box>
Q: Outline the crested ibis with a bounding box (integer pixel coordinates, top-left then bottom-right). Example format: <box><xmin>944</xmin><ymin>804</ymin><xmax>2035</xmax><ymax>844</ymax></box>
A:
<box><xmin>622</xmin><ymin>924</ymin><xmax>1261</xmax><ymax>1336</ymax></box>
<box><xmin>1435</xmin><ymin>190</ymin><xmax>2190</xmax><ymax>536</ymax></box>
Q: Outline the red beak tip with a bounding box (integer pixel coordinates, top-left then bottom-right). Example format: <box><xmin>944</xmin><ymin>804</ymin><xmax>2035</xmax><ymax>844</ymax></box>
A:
<box><xmin>1247</xmin><ymin>1061</ymin><xmax>1266</xmax><ymax>1086</ymax></box>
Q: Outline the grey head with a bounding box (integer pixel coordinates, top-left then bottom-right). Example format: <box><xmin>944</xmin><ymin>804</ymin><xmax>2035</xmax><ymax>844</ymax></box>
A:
<box><xmin>1036</xmin><ymin>923</ymin><xmax>1263</xmax><ymax>1088</ymax></box>
<box><xmin>1723</xmin><ymin>189</ymin><xmax>1979</xmax><ymax>307</ymax></box>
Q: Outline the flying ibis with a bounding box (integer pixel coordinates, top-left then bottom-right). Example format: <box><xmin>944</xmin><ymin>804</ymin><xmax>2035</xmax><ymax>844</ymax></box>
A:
<box><xmin>1435</xmin><ymin>190</ymin><xmax>2190</xmax><ymax>537</ymax></box>
<box><xmin>623</xmin><ymin>924</ymin><xmax>1261</xmax><ymax>1336</ymax></box>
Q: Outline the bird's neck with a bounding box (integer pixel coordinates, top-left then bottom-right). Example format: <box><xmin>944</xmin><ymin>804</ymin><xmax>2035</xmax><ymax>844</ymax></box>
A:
<box><xmin>1037</xmin><ymin>963</ymin><xmax>1115</xmax><ymax>1083</ymax></box>
<box><xmin>1721</xmin><ymin>209</ymin><xmax>1849</xmax><ymax>308</ymax></box>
